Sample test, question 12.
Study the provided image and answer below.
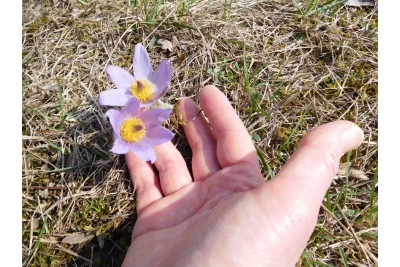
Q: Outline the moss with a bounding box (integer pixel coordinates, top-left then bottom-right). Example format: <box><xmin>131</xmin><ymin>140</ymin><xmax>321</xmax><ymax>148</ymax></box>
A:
<box><xmin>275</xmin><ymin>126</ymin><xmax>291</xmax><ymax>142</ymax></box>
<box><xmin>26</xmin><ymin>11</ymin><xmax>49</xmax><ymax>33</ymax></box>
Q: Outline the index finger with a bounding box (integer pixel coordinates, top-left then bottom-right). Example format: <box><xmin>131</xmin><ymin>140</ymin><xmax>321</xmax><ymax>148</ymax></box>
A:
<box><xmin>199</xmin><ymin>85</ymin><xmax>259</xmax><ymax>169</ymax></box>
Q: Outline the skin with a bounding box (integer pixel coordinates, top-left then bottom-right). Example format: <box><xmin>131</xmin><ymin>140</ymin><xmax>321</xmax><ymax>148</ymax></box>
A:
<box><xmin>121</xmin><ymin>85</ymin><xmax>364</xmax><ymax>267</ymax></box>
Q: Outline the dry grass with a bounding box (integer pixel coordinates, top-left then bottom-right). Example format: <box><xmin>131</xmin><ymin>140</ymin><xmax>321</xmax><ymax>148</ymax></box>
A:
<box><xmin>22</xmin><ymin>0</ymin><xmax>377</xmax><ymax>266</ymax></box>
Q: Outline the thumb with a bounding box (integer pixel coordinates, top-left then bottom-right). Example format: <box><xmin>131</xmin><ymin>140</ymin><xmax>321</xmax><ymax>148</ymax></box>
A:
<box><xmin>254</xmin><ymin>120</ymin><xmax>364</xmax><ymax>264</ymax></box>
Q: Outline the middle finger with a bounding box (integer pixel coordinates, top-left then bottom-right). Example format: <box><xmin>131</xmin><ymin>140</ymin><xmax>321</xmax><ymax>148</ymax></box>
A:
<box><xmin>178</xmin><ymin>98</ymin><xmax>221</xmax><ymax>181</ymax></box>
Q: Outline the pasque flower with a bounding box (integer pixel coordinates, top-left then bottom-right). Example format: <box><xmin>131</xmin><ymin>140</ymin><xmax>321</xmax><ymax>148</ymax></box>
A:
<box><xmin>99</xmin><ymin>43</ymin><xmax>172</xmax><ymax>107</ymax></box>
<box><xmin>105</xmin><ymin>97</ymin><xmax>174</xmax><ymax>163</ymax></box>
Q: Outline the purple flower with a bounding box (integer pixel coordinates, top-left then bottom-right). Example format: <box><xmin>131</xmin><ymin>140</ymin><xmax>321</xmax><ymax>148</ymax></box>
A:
<box><xmin>99</xmin><ymin>43</ymin><xmax>172</xmax><ymax>107</ymax></box>
<box><xmin>105</xmin><ymin>98</ymin><xmax>174</xmax><ymax>163</ymax></box>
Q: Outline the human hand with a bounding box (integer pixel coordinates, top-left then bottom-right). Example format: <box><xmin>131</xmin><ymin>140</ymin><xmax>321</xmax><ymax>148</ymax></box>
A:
<box><xmin>122</xmin><ymin>85</ymin><xmax>364</xmax><ymax>267</ymax></box>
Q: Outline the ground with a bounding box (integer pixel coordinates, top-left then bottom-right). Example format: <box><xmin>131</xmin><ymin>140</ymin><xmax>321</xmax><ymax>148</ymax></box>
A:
<box><xmin>22</xmin><ymin>0</ymin><xmax>378</xmax><ymax>266</ymax></box>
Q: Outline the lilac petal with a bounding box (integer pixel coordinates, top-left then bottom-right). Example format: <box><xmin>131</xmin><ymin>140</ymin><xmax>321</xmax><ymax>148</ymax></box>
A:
<box><xmin>106</xmin><ymin>65</ymin><xmax>135</xmax><ymax>90</ymax></box>
<box><xmin>111</xmin><ymin>138</ymin><xmax>129</xmax><ymax>154</ymax></box>
<box><xmin>139</xmin><ymin>108</ymin><xmax>172</xmax><ymax>128</ymax></box>
<box><xmin>105</xmin><ymin>109</ymin><xmax>121</xmax><ymax>134</ymax></box>
<box><xmin>138</xmin><ymin>101</ymin><xmax>154</xmax><ymax>108</ymax></box>
<box><xmin>144</xmin><ymin>126</ymin><xmax>174</xmax><ymax>146</ymax></box>
<box><xmin>133</xmin><ymin>43</ymin><xmax>152</xmax><ymax>79</ymax></box>
<box><xmin>99</xmin><ymin>89</ymin><xmax>130</xmax><ymax>106</ymax></box>
<box><xmin>118</xmin><ymin>97</ymin><xmax>141</xmax><ymax>122</ymax></box>
<box><xmin>129</xmin><ymin>141</ymin><xmax>157</xmax><ymax>163</ymax></box>
<box><xmin>149</xmin><ymin>60</ymin><xmax>172</xmax><ymax>99</ymax></box>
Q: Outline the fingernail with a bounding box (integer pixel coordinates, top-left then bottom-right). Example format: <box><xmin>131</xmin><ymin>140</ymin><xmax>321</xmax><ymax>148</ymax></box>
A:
<box><xmin>341</xmin><ymin>125</ymin><xmax>364</xmax><ymax>152</ymax></box>
<box><xmin>175</xmin><ymin>98</ymin><xmax>184</xmax><ymax>110</ymax></box>
<box><xmin>180</xmin><ymin>98</ymin><xmax>201</xmax><ymax>121</ymax></box>
<box><xmin>199</xmin><ymin>85</ymin><xmax>215</xmax><ymax>93</ymax></box>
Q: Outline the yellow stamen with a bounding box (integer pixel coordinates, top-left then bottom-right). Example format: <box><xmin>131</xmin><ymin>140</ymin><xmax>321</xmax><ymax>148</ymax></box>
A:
<box><xmin>120</xmin><ymin>118</ymin><xmax>146</xmax><ymax>142</ymax></box>
<box><xmin>130</xmin><ymin>79</ymin><xmax>153</xmax><ymax>102</ymax></box>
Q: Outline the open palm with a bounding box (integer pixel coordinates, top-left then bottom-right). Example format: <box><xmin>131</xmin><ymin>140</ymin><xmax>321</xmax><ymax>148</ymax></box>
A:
<box><xmin>122</xmin><ymin>86</ymin><xmax>363</xmax><ymax>267</ymax></box>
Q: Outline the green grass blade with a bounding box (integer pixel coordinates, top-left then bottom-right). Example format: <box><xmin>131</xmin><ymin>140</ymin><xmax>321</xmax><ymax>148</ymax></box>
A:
<box><xmin>342</xmin><ymin>151</ymin><xmax>351</xmax><ymax>207</ymax></box>
<box><xmin>243</xmin><ymin>46</ymin><xmax>250</xmax><ymax>93</ymax></box>
<box><xmin>256</xmin><ymin>147</ymin><xmax>275</xmax><ymax>180</ymax></box>
<box><xmin>129</xmin><ymin>0</ymin><xmax>138</xmax><ymax>8</ymax></box>
<box><xmin>318</xmin><ymin>0</ymin><xmax>345</xmax><ymax>15</ymax></box>
<box><xmin>22</xmin><ymin>215</ymin><xmax>48</xmax><ymax>266</ymax></box>
<box><xmin>151</xmin><ymin>0</ymin><xmax>162</xmax><ymax>20</ymax></box>
<box><xmin>369</xmin><ymin>166</ymin><xmax>378</xmax><ymax>226</ymax></box>
<box><xmin>223</xmin><ymin>0</ymin><xmax>232</xmax><ymax>20</ymax></box>
<box><xmin>330</xmin><ymin>152</ymin><xmax>352</xmax><ymax>213</ymax></box>
<box><xmin>339</xmin><ymin>247</ymin><xmax>349</xmax><ymax>267</ymax></box>
<box><xmin>56</xmin><ymin>78</ymin><xmax>67</xmax><ymax>129</ymax></box>
<box><xmin>48</xmin><ymin>141</ymin><xmax>64</xmax><ymax>153</ymax></box>
<box><xmin>277</xmin><ymin>104</ymin><xmax>311</xmax><ymax>154</ymax></box>
<box><xmin>308</xmin><ymin>259</ymin><xmax>335</xmax><ymax>267</ymax></box>
<box><xmin>325</xmin><ymin>190</ymin><xmax>332</xmax><ymax>211</ymax></box>
<box><xmin>292</xmin><ymin>0</ymin><xmax>304</xmax><ymax>16</ymax></box>
<box><xmin>305</xmin><ymin>0</ymin><xmax>320</xmax><ymax>16</ymax></box>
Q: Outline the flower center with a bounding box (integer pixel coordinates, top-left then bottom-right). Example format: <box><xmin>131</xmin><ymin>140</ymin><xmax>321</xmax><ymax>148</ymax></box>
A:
<box><xmin>120</xmin><ymin>118</ymin><xmax>146</xmax><ymax>142</ymax></box>
<box><xmin>130</xmin><ymin>79</ymin><xmax>153</xmax><ymax>102</ymax></box>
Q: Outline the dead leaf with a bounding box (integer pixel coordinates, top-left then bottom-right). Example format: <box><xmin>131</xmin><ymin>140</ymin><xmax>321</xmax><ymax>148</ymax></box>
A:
<box><xmin>39</xmin><ymin>189</ymin><xmax>49</xmax><ymax>198</ymax></box>
<box><xmin>62</xmin><ymin>232</ymin><xmax>94</xmax><ymax>245</ymax></box>
<box><xmin>172</xmin><ymin>36</ymin><xmax>179</xmax><ymax>47</ymax></box>
<box><xmin>31</xmin><ymin>219</ymin><xmax>40</xmax><ymax>230</ymax></box>
<box><xmin>175</xmin><ymin>51</ymin><xmax>187</xmax><ymax>66</ymax></box>
<box><xmin>346</xmin><ymin>0</ymin><xmax>375</xmax><ymax>7</ymax></box>
<box><xmin>348</xmin><ymin>169</ymin><xmax>369</xmax><ymax>180</ymax></box>
<box><xmin>337</xmin><ymin>163</ymin><xmax>369</xmax><ymax>180</ymax></box>
<box><xmin>157</xmin><ymin>39</ymin><xmax>173</xmax><ymax>52</ymax></box>
<box><xmin>40</xmin><ymin>236</ymin><xmax>58</xmax><ymax>244</ymax></box>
